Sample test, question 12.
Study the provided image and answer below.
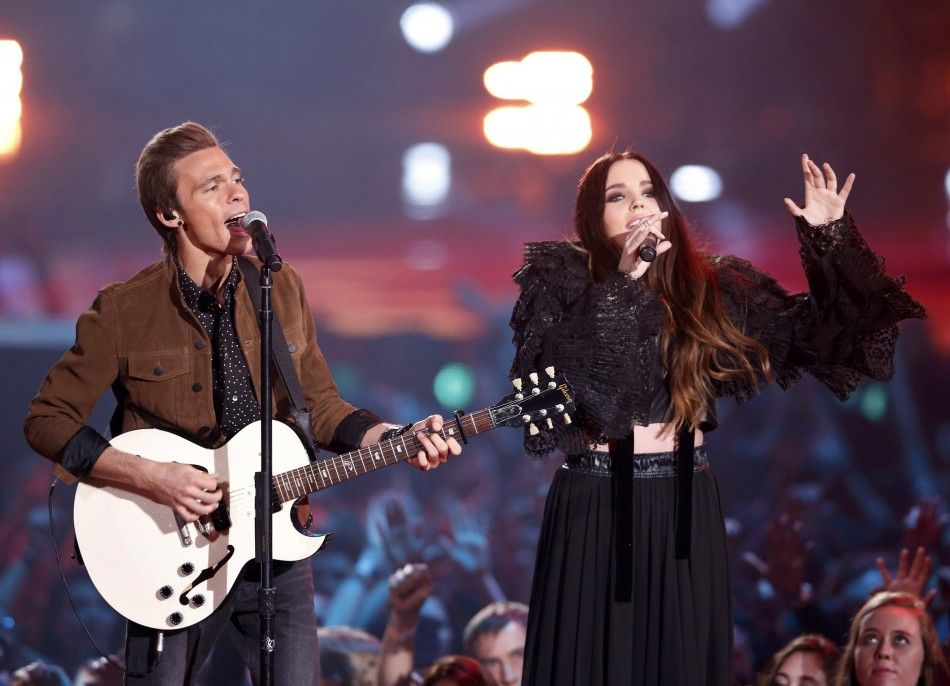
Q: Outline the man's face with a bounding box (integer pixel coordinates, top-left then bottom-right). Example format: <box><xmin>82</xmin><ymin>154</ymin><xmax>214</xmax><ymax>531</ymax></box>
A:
<box><xmin>471</xmin><ymin>620</ymin><xmax>525</xmax><ymax>686</ymax></box>
<box><xmin>171</xmin><ymin>146</ymin><xmax>251</xmax><ymax>261</ymax></box>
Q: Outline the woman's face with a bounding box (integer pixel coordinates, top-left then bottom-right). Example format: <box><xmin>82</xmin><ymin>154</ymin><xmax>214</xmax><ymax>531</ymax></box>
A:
<box><xmin>773</xmin><ymin>650</ymin><xmax>828</xmax><ymax>686</ymax></box>
<box><xmin>853</xmin><ymin>606</ymin><xmax>925</xmax><ymax>686</ymax></box>
<box><xmin>602</xmin><ymin>158</ymin><xmax>663</xmax><ymax>243</ymax></box>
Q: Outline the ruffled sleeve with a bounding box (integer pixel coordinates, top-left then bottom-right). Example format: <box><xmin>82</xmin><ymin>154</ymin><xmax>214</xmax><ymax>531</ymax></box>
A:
<box><xmin>509</xmin><ymin>242</ymin><xmax>590</xmax><ymax>455</ymax></box>
<box><xmin>715</xmin><ymin>212</ymin><xmax>926</xmax><ymax>402</ymax></box>
<box><xmin>509</xmin><ymin>242</ymin><xmax>669</xmax><ymax>455</ymax></box>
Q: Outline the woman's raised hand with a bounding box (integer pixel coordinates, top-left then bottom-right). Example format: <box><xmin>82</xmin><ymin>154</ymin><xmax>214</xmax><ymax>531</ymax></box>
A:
<box><xmin>784</xmin><ymin>153</ymin><xmax>855</xmax><ymax>225</ymax></box>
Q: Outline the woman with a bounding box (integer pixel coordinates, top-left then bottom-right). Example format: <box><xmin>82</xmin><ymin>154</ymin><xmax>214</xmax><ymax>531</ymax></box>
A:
<box><xmin>834</xmin><ymin>591</ymin><xmax>949</xmax><ymax>686</ymax></box>
<box><xmin>758</xmin><ymin>634</ymin><xmax>841</xmax><ymax>686</ymax></box>
<box><xmin>508</xmin><ymin>151</ymin><xmax>926</xmax><ymax>685</ymax></box>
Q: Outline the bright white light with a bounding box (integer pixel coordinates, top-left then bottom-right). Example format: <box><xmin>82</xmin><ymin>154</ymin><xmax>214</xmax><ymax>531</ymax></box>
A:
<box><xmin>944</xmin><ymin>168</ymin><xmax>950</xmax><ymax>199</ymax></box>
<box><xmin>670</xmin><ymin>165</ymin><xmax>723</xmax><ymax>202</ymax></box>
<box><xmin>483</xmin><ymin>104</ymin><xmax>591</xmax><ymax>155</ymax></box>
<box><xmin>484</xmin><ymin>51</ymin><xmax>592</xmax><ymax>105</ymax></box>
<box><xmin>402</xmin><ymin>143</ymin><xmax>451</xmax><ymax>210</ymax></box>
<box><xmin>0</xmin><ymin>40</ymin><xmax>23</xmax><ymax>160</ymax></box>
<box><xmin>400</xmin><ymin>3</ymin><xmax>454</xmax><ymax>53</ymax></box>
<box><xmin>483</xmin><ymin>61</ymin><xmax>523</xmax><ymax>101</ymax></box>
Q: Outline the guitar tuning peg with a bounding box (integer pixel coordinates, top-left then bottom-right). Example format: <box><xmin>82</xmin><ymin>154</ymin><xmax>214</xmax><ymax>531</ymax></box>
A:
<box><xmin>528</xmin><ymin>422</ymin><xmax>540</xmax><ymax>436</ymax></box>
<box><xmin>545</xmin><ymin>366</ymin><xmax>555</xmax><ymax>378</ymax></box>
<box><xmin>546</xmin><ymin>417</ymin><xmax>553</xmax><ymax>429</ymax></box>
<box><xmin>562</xmin><ymin>413</ymin><xmax>572</xmax><ymax>425</ymax></box>
<box><xmin>528</xmin><ymin>372</ymin><xmax>539</xmax><ymax>385</ymax></box>
<box><xmin>511</xmin><ymin>378</ymin><xmax>523</xmax><ymax>391</ymax></box>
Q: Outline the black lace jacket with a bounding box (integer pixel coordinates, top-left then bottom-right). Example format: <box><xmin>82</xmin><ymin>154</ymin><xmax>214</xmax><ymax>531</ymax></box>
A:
<box><xmin>509</xmin><ymin>213</ymin><xmax>927</xmax><ymax>457</ymax></box>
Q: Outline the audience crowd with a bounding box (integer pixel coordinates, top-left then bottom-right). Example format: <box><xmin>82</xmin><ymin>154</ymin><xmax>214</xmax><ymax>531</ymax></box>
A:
<box><xmin>0</xmin><ymin>317</ymin><xmax>945</xmax><ymax>685</ymax></box>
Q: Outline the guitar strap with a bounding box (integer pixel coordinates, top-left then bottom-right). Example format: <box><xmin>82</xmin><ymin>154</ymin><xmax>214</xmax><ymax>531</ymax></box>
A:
<box><xmin>238</xmin><ymin>257</ymin><xmax>321</xmax><ymax>460</ymax></box>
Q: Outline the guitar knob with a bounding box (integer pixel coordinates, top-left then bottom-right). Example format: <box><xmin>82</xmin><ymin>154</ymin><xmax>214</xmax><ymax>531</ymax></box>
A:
<box><xmin>555</xmin><ymin>404</ymin><xmax>565</xmax><ymax>412</ymax></box>
<box><xmin>548</xmin><ymin>381</ymin><xmax>556</xmax><ymax>389</ymax></box>
<box><xmin>511</xmin><ymin>377</ymin><xmax>523</xmax><ymax>391</ymax></box>
<box><xmin>179</xmin><ymin>563</ymin><xmax>195</xmax><ymax>575</ymax></box>
<box><xmin>539</xmin><ymin>409</ymin><xmax>548</xmax><ymax>417</ymax></box>
<box><xmin>529</xmin><ymin>372</ymin><xmax>539</xmax><ymax>384</ymax></box>
<box><xmin>515</xmin><ymin>393</ymin><xmax>524</xmax><ymax>401</ymax></box>
<box><xmin>521</xmin><ymin>414</ymin><xmax>531</xmax><ymax>423</ymax></box>
<box><xmin>168</xmin><ymin>612</ymin><xmax>183</xmax><ymax>626</ymax></box>
<box><xmin>191</xmin><ymin>594</ymin><xmax>206</xmax><ymax>608</ymax></box>
<box><xmin>563</xmin><ymin>413</ymin><xmax>572</xmax><ymax>425</ymax></box>
<box><xmin>545</xmin><ymin>366</ymin><xmax>555</xmax><ymax>378</ymax></box>
<box><xmin>531</xmin><ymin>387</ymin><xmax>540</xmax><ymax>395</ymax></box>
<box><xmin>528</xmin><ymin>423</ymin><xmax>539</xmax><ymax>436</ymax></box>
<box><xmin>158</xmin><ymin>585</ymin><xmax>173</xmax><ymax>599</ymax></box>
<box><xmin>546</xmin><ymin>418</ymin><xmax>554</xmax><ymax>429</ymax></box>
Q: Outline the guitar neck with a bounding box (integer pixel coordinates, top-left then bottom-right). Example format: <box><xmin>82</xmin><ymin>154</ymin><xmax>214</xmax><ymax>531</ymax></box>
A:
<box><xmin>271</xmin><ymin>409</ymin><xmax>497</xmax><ymax>502</ymax></box>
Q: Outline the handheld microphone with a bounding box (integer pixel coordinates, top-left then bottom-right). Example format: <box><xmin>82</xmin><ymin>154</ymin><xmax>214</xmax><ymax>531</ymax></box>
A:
<box><xmin>241</xmin><ymin>211</ymin><xmax>282</xmax><ymax>272</ymax></box>
<box><xmin>638</xmin><ymin>234</ymin><xmax>659</xmax><ymax>263</ymax></box>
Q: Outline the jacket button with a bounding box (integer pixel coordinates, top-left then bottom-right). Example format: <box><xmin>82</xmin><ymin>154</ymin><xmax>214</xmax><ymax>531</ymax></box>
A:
<box><xmin>192</xmin><ymin>382</ymin><xmax>203</xmax><ymax>392</ymax></box>
<box><xmin>195</xmin><ymin>340</ymin><xmax>205</xmax><ymax>350</ymax></box>
<box><xmin>287</xmin><ymin>344</ymin><xmax>297</xmax><ymax>353</ymax></box>
<box><xmin>153</xmin><ymin>365</ymin><xmax>164</xmax><ymax>376</ymax></box>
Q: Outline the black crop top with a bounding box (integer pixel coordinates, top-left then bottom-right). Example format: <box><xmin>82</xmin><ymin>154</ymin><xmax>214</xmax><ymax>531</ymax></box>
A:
<box><xmin>509</xmin><ymin>213</ymin><xmax>926</xmax><ymax>457</ymax></box>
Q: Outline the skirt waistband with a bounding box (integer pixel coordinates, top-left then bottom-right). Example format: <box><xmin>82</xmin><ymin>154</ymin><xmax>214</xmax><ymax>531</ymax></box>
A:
<box><xmin>562</xmin><ymin>446</ymin><xmax>709</xmax><ymax>478</ymax></box>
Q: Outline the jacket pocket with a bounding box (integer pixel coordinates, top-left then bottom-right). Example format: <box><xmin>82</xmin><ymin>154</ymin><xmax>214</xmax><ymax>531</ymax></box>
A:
<box><xmin>123</xmin><ymin>350</ymin><xmax>191</xmax><ymax>423</ymax></box>
<box><xmin>127</xmin><ymin>350</ymin><xmax>191</xmax><ymax>381</ymax></box>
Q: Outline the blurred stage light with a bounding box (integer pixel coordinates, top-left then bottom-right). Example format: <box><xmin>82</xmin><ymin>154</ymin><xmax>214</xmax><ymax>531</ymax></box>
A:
<box><xmin>484</xmin><ymin>51</ymin><xmax>592</xmax><ymax>105</ymax></box>
<box><xmin>860</xmin><ymin>383</ymin><xmax>888</xmax><ymax>422</ymax></box>
<box><xmin>483</xmin><ymin>51</ymin><xmax>593</xmax><ymax>155</ymax></box>
<box><xmin>329</xmin><ymin>362</ymin><xmax>360</xmax><ymax>397</ymax></box>
<box><xmin>944</xmin><ymin>168</ymin><xmax>950</xmax><ymax>199</ymax></box>
<box><xmin>401</xmin><ymin>2</ymin><xmax>454</xmax><ymax>53</ymax></box>
<box><xmin>0</xmin><ymin>40</ymin><xmax>23</xmax><ymax>161</ymax></box>
<box><xmin>706</xmin><ymin>0</ymin><xmax>771</xmax><ymax>30</ymax></box>
<box><xmin>670</xmin><ymin>165</ymin><xmax>723</xmax><ymax>202</ymax></box>
<box><xmin>402</xmin><ymin>143</ymin><xmax>451</xmax><ymax>216</ymax></box>
<box><xmin>484</xmin><ymin>104</ymin><xmax>591</xmax><ymax>156</ymax></box>
<box><xmin>433</xmin><ymin>362</ymin><xmax>475</xmax><ymax>408</ymax></box>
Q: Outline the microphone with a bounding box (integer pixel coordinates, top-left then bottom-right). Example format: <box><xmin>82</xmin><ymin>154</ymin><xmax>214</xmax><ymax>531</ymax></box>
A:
<box><xmin>241</xmin><ymin>211</ymin><xmax>282</xmax><ymax>272</ymax></box>
<box><xmin>638</xmin><ymin>234</ymin><xmax>659</xmax><ymax>263</ymax></box>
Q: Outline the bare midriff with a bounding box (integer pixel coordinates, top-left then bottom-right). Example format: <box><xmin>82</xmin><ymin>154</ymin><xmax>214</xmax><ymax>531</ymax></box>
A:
<box><xmin>590</xmin><ymin>422</ymin><xmax>705</xmax><ymax>454</ymax></box>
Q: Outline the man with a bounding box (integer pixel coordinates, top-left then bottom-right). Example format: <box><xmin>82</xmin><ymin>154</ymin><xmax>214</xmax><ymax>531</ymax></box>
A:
<box><xmin>23</xmin><ymin>121</ymin><xmax>460</xmax><ymax>684</ymax></box>
<box><xmin>462</xmin><ymin>602</ymin><xmax>528</xmax><ymax>686</ymax></box>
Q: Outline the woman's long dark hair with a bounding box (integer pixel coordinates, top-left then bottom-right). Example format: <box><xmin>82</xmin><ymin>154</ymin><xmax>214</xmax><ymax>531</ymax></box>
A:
<box><xmin>574</xmin><ymin>151</ymin><xmax>770</xmax><ymax>431</ymax></box>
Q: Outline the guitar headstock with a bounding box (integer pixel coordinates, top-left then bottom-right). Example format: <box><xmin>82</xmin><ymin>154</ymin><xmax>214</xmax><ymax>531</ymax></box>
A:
<box><xmin>490</xmin><ymin>367</ymin><xmax>576</xmax><ymax>434</ymax></box>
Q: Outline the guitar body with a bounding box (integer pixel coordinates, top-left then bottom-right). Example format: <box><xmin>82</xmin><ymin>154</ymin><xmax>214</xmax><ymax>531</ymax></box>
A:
<box><xmin>70</xmin><ymin>369</ymin><xmax>575</xmax><ymax>631</ymax></box>
<box><xmin>73</xmin><ymin>421</ymin><xmax>327</xmax><ymax>630</ymax></box>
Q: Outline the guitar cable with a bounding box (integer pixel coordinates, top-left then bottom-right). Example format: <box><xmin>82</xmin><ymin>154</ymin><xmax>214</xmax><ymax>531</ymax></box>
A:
<box><xmin>48</xmin><ymin>477</ymin><xmax>164</xmax><ymax>677</ymax></box>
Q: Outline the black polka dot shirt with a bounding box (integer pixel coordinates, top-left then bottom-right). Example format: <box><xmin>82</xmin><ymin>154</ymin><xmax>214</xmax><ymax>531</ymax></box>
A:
<box><xmin>177</xmin><ymin>260</ymin><xmax>260</xmax><ymax>439</ymax></box>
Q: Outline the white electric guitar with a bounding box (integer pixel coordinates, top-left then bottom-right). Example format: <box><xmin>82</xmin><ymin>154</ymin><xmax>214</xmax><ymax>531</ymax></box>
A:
<box><xmin>73</xmin><ymin>368</ymin><xmax>574</xmax><ymax>630</ymax></box>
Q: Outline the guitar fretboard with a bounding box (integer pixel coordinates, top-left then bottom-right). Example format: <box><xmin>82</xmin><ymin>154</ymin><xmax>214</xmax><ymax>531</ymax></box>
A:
<box><xmin>272</xmin><ymin>409</ymin><xmax>497</xmax><ymax>502</ymax></box>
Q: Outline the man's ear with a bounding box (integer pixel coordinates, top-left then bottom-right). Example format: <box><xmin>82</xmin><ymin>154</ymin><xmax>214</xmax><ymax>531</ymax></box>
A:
<box><xmin>157</xmin><ymin>209</ymin><xmax>182</xmax><ymax>229</ymax></box>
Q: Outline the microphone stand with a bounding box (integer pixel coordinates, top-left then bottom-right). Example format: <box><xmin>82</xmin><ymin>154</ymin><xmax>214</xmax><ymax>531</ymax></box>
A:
<box><xmin>256</xmin><ymin>262</ymin><xmax>276</xmax><ymax>686</ymax></box>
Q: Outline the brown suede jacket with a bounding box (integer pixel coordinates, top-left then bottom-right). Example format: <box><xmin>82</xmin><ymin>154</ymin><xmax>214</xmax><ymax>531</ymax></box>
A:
<box><xmin>24</xmin><ymin>255</ymin><xmax>358</xmax><ymax>482</ymax></box>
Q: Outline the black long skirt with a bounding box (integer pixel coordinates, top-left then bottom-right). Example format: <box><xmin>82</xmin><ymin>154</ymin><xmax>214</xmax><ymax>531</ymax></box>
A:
<box><xmin>523</xmin><ymin>452</ymin><xmax>732</xmax><ymax>685</ymax></box>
